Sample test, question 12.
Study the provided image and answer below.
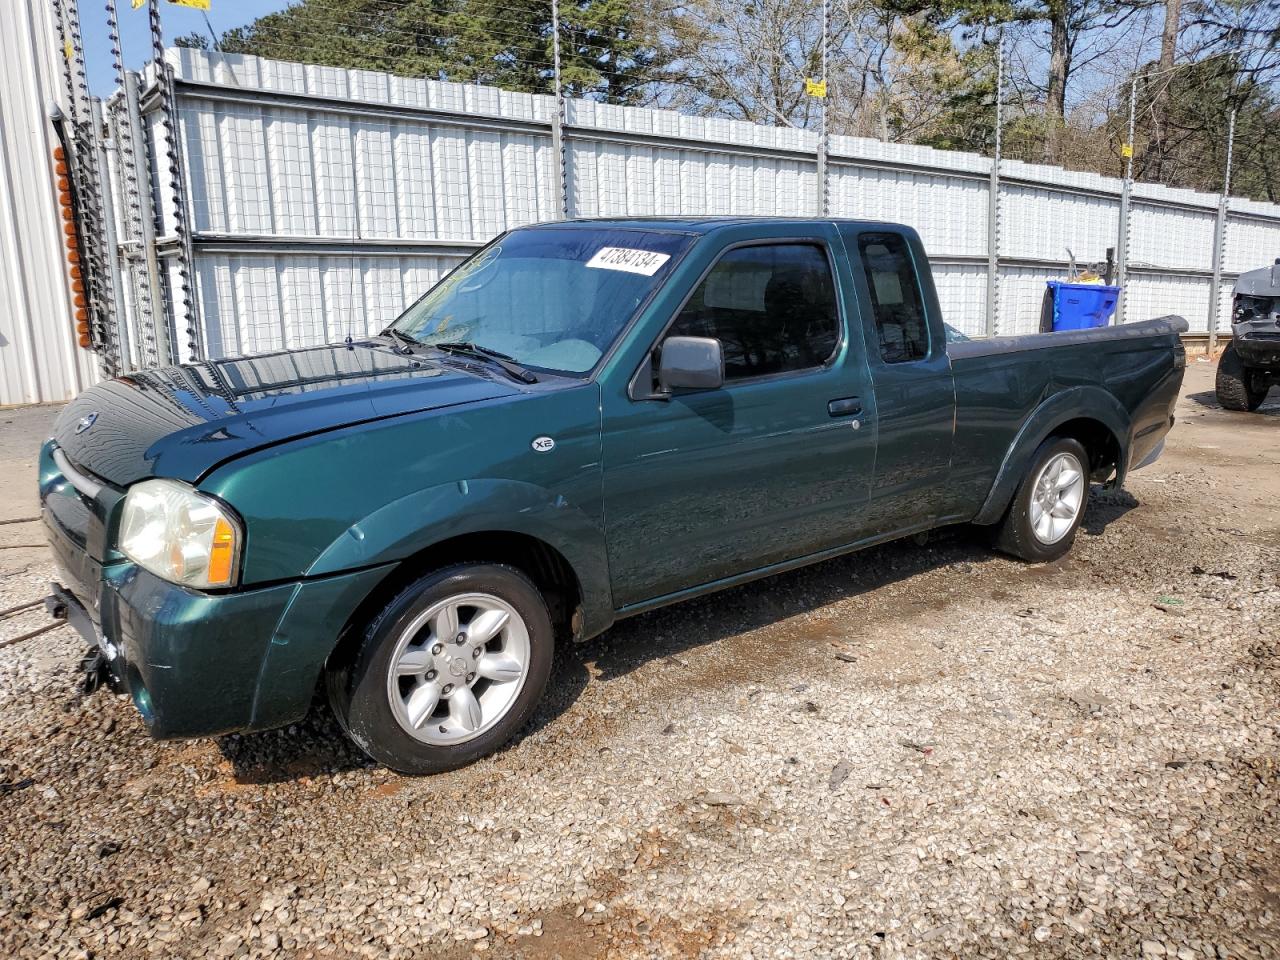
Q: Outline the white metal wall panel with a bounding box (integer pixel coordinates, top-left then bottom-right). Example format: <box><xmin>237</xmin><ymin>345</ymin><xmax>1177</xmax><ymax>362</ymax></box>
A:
<box><xmin>997</xmin><ymin>268</ymin><xmax>1058</xmax><ymax>337</ymax></box>
<box><xmin>1128</xmin><ymin>202</ymin><xmax>1216</xmax><ymax>270</ymax></box>
<box><xmin>194</xmin><ymin>253</ymin><xmax>463</xmax><ymax>357</ymax></box>
<box><xmin>930</xmin><ymin>263</ymin><xmax>988</xmax><ymax>337</ymax></box>
<box><xmin>999</xmin><ymin>185</ymin><xmax>1118</xmax><ymax>264</ymax></box>
<box><xmin>829</xmin><ymin>166</ymin><xmax>988</xmax><ymax>258</ymax></box>
<box><xmin>1214</xmin><ymin>278</ymin><xmax>1234</xmax><ymax>333</ymax></box>
<box><xmin>1126</xmin><ymin>274</ymin><xmax>1213</xmax><ymax>334</ymax></box>
<box><xmin>1223</xmin><ymin>213</ymin><xmax>1280</xmax><ymax>275</ymax></box>
<box><xmin>0</xmin><ymin>0</ymin><xmax>97</xmax><ymax>405</ymax></box>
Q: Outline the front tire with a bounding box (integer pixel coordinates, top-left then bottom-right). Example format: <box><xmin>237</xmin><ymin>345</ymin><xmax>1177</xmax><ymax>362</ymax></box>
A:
<box><xmin>1215</xmin><ymin>341</ymin><xmax>1266</xmax><ymax>412</ymax></box>
<box><xmin>327</xmin><ymin>563</ymin><xmax>554</xmax><ymax>775</ymax></box>
<box><xmin>994</xmin><ymin>436</ymin><xmax>1089</xmax><ymax>563</ymax></box>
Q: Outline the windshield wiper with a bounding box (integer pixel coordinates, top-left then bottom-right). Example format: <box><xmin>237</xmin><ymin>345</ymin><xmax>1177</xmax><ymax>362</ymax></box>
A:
<box><xmin>380</xmin><ymin>327</ymin><xmax>421</xmax><ymax>354</ymax></box>
<box><xmin>431</xmin><ymin>341</ymin><xmax>538</xmax><ymax>384</ymax></box>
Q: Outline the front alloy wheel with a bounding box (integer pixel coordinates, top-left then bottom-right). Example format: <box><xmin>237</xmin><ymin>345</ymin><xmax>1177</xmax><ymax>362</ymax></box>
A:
<box><xmin>386</xmin><ymin>593</ymin><xmax>530</xmax><ymax>745</ymax></box>
<box><xmin>328</xmin><ymin>563</ymin><xmax>554</xmax><ymax>775</ymax></box>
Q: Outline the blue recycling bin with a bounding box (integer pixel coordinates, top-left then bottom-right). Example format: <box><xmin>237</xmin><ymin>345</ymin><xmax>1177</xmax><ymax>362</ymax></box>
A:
<box><xmin>1045</xmin><ymin>281</ymin><xmax>1120</xmax><ymax>331</ymax></box>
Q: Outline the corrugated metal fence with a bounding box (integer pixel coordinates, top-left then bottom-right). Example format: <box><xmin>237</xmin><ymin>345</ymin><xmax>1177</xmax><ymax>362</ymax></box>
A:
<box><xmin>7</xmin><ymin>41</ymin><xmax>1280</xmax><ymax>404</ymax></box>
<box><xmin>152</xmin><ymin>49</ymin><xmax>1280</xmax><ymax>364</ymax></box>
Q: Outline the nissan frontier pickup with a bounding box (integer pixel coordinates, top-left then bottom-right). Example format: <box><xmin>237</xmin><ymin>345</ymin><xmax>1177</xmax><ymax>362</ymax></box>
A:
<box><xmin>41</xmin><ymin>218</ymin><xmax>1187</xmax><ymax>774</ymax></box>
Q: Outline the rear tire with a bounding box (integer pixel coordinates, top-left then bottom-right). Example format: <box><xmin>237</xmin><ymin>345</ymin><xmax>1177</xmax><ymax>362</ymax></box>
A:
<box><xmin>1215</xmin><ymin>341</ymin><xmax>1265</xmax><ymax>412</ymax></box>
<box><xmin>994</xmin><ymin>436</ymin><xmax>1090</xmax><ymax>563</ymax></box>
<box><xmin>327</xmin><ymin>563</ymin><xmax>554</xmax><ymax>775</ymax></box>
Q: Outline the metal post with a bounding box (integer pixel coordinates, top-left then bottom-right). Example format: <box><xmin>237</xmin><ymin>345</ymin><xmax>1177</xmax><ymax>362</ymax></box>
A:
<box><xmin>1115</xmin><ymin>74</ymin><xmax>1138</xmax><ymax>324</ymax></box>
<box><xmin>1207</xmin><ymin>108</ymin><xmax>1235</xmax><ymax>354</ymax></box>
<box><xmin>985</xmin><ymin>30</ymin><xmax>1004</xmax><ymax>338</ymax></box>
<box><xmin>816</xmin><ymin>0</ymin><xmax>829</xmax><ymax>216</ymax></box>
<box><xmin>147</xmin><ymin>0</ymin><xmax>202</xmax><ymax>361</ymax></box>
<box><xmin>123</xmin><ymin>70</ymin><xmax>170</xmax><ymax>367</ymax></box>
<box><xmin>549</xmin><ymin>0</ymin><xmax>569</xmax><ymax>218</ymax></box>
<box><xmin>90</xmin><ymin>97</ymin><xmax>130</xmax><ymax>370</ymax></box>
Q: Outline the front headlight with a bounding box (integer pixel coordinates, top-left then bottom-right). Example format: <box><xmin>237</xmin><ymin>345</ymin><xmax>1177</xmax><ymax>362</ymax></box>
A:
<box><xmin>119</xmin><ymin>479</ymin><xmax>242</xmax><ymax>589</ymax></box>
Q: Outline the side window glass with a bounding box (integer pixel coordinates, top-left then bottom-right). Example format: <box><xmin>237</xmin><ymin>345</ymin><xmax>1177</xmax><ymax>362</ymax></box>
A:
<box><xmin>666</xmin><ymin>244</ymin><xmax>839</xmax><ymax>381</ymax></box>
<box><xmin>857</xmin><ymin>232</ymin><xmax>929</xmax><ymax>363</ymax></box>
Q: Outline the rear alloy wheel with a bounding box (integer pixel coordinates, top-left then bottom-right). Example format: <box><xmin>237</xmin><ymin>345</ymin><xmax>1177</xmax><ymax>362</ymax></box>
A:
<box><xmin>994</xmin><ymin>436</ymin><xmax>1090</xmax><ymax>562</ymax></box>
<box><xmin>1215</xmin><ymin>341</ymin><xmax>1266</xmax><ymax>412</ymax></box>
<box><xmin>328</xmin><ymin>564</ymin><xmax>553</xmax><ymax>775</ymax></box>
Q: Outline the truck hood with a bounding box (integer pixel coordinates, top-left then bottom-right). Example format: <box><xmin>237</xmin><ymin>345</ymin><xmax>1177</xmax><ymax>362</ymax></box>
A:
<box><xmin>51</xmin><ymin>341</ymin><xmax>521</xmax><ymax>486</ymax></box>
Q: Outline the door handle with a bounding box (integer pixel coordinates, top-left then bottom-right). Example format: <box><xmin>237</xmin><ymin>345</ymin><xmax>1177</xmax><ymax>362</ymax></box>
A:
<box><xmin>827</xmin><ymin>397</ymin><xmax>862</xmax><ymax>417</ymax></box>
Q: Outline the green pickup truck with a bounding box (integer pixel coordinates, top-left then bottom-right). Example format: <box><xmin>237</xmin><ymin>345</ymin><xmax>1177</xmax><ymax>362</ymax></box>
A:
<box><xmin>42</xmin><ymin>218</ymin><xmax>1186</xmax><ymax>774</ymax></box>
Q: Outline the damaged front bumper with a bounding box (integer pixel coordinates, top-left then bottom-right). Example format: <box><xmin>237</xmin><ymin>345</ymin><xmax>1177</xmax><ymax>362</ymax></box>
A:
<box><xmin>45</xmin><ymin>546</ymin><xmax>391</xmax><ymax>740</ymax></box>
<box><xmin>44</xmin><ymin>583</ymin><xmax>122</xmax><ymax>695</ymax></box>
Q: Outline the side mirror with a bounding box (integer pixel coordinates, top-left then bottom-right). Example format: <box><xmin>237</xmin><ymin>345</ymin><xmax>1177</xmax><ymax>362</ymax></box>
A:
<box><xmin>657</xmin><ymin>336</ymin><xmax>724</xmax><ymax>393</ymax></box>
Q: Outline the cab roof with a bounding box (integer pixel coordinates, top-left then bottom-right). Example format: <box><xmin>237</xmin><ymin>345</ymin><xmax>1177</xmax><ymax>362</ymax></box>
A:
<box><xmin>529</xmin><ymin>216</ymin><xmax>905</xmax><ymax>235</ymax></box>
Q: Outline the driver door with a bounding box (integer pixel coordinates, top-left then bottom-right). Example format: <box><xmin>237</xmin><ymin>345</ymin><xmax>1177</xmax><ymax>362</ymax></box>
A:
<box><xmin>600</xmin><ymin>235</ymin><xmax>878</xmax><ymax>608</ymax></box>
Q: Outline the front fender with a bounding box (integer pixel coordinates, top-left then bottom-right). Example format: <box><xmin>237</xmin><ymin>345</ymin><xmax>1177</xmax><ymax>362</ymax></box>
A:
<box><xmin>973</xmin><ymin>386</ymin><xmax>1130</xmax><ymax>526</ymax></box>
<box><xmin>305</xmin><ymin>477</ymin><xmax>613</xmax><ymax>635</ymax></box>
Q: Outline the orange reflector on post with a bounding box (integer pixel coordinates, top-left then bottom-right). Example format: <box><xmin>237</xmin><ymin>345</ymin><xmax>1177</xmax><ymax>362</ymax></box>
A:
<box><xmin>207</xmin><ymin>517</ymin><xmax>237</xmax><ymax>586</ymax></box>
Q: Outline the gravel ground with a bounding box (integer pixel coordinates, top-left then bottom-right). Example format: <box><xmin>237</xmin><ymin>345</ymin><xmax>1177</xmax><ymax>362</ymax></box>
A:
<box><xmin>1</xmin><ymin>360</ymin><xmax>1277</xmax><ymax>960</ymax></box>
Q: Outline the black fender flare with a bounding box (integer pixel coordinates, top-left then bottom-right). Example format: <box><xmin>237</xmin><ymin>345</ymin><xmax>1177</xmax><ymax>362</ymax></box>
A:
<box><xmin>972</xmin><ymin>387</ymin><xmax>1130</xmax><ymax>526</ymax></box>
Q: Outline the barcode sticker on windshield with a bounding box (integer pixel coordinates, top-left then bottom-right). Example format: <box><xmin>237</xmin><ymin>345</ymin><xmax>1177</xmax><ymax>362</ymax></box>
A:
<box><xmin>586</xmin><ymin>247</ymin><xmax>671</xmax><ymax>276</ymax></box>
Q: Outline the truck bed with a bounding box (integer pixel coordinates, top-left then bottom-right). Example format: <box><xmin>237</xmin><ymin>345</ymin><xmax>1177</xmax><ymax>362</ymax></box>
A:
<box><xmin>944</xmin><ymin>315</ymin><xmax>1188</xmax><ymax>521</ymax></box>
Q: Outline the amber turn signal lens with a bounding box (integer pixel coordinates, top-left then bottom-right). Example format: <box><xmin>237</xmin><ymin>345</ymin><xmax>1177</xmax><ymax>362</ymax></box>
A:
<box><xmin>206</xmin><ymin>517</ymin><xmax>238</xmax><ymax>587</ymax></box>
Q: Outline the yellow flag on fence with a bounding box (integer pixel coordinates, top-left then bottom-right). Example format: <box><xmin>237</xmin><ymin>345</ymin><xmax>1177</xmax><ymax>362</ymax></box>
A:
<box><xmin>804</xmin><ymin>77</ymin><xmax>827</xmax><ymax>99</ymax></box>
<box><xmin>168</xmin><ymin>0</ymin><xmax>211</xmax><ymax>9</ymax></box>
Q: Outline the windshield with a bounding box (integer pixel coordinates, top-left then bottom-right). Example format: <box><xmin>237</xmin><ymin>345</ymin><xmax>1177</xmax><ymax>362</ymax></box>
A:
<box><xmin>391</xmin><ymin>227</ymin><xmax>695</xmax><ymax>374</ymax></box>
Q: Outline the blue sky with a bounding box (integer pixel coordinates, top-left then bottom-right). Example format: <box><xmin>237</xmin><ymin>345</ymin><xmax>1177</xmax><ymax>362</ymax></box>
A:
<box><xmin>85</xmin><ymin>0</ymin><xmax>295</xmax><ymax>94</ymax></box>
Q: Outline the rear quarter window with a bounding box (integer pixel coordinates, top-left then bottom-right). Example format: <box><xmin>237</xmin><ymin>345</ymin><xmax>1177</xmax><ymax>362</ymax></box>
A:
<box><xmin>857</xmin><ymin>232</ymin><xmax>930</xmax><ymax>363</ymax></box>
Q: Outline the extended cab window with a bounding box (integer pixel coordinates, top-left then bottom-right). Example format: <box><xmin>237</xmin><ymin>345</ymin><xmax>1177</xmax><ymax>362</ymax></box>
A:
<box><xmin>667</xmin><ymin>243</ymin><xmax>839</xmax><ymax>380</ymax></box>
<box><xmin>858</xmin><ymin>233</ymin><xmax>929</xmax><ymax>363</ymax></box>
